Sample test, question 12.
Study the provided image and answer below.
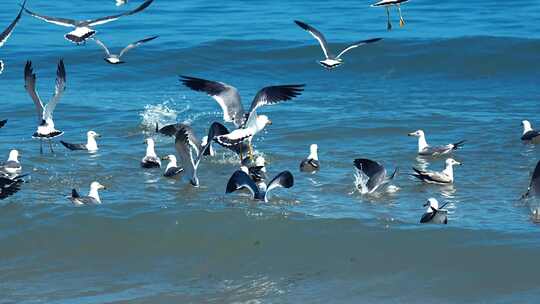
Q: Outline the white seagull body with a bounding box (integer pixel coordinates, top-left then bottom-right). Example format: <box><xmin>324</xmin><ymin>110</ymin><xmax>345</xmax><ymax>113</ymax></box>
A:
<box><xmin>408</xmin><ymin>130</ymin><xmax>465</xmax><ymax>157</ymax></box>
<box><xmin>300</xmin><ymin>144</ymin><xmax>320</xmax><ymax>173</ymax></box>
<box><xmin>25</xmin><ymin>60</ymin><xmax>66</xmax><ymax>154</ymax></box>
<box><xmin>0</xmin><ymin>1</ymin><xmax>26</xmax><ymax>74</ymax></box>
<box><xmin>94</xmin><ymin>35</ymin><xmax>158</xmax><ymax>64</ymax></box>
<box><xmin>23</xmin><ymin>0</ymin><xmax>154</xmax><ymax>45</ymax></box>
<box><xmin>411</xmin><ymin>158</ymin><xmax>462</xmax><ymax>185</ymax></box>
<box><xmin>61</xmin><ymin>131</ymin><xmax>101</xmax><ymax>152</ymax></box>
<box><xmin>371</xmin><ymin>0</ymin><xmax>409</xmax><ymax>30</ymax></box>
<box><xmin>162</xmin><ymin>154</ymin><xmax>184</xmax><ymax>178</ymax></box>
<box><xmin>294</xmin><ymin>20</ymin><xmax>382</xmax><ymax>70</ymax></box>
<box><xmin>141</xmin><ymin>138</ymin><xmax>161</xmax><ymax>168</ymax></box>
<box><xmin>1</xmin><ymin>150</ymin><xmax>22</xmax><ymax>175</ymax></box>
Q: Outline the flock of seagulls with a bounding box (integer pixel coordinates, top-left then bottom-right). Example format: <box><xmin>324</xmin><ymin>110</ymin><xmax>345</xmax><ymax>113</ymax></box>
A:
<box><xmin>0</xmin><ymin>1</ymin><xmax>537</xmax><ymax>225</ymax></box>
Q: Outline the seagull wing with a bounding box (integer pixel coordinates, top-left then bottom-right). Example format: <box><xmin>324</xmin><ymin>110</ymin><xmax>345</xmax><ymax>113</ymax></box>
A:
<box><xmin>527</xmin><ymin>160</ymin><xmax>540</xmax><ymax>198</ymax></box>
<box><xmin>226</xmin><ymin>170</ymin><xmax>261</xmax><ymax>199</ymax></box>
<box><xmin>24</xmin><ymin>61</ymin><xmax>44</xmax><ymax>122</ymax></box>
<box><xmin>180</xmin><ymin>75</ymin><xmax>245</xmax><ymax>127</ymax></box>
<box><xmin>23</xmin><ymin>7</ymin><xmax>77</xmax><ymax>27</ymax></box>
<box><xmin>85</xmin><ymin>0</ymin><xmax>154</xmax><ymax>26</ymax></box>
<box><xmin>353</xmin><ymin>158</ymin><xmax>387</xmax><ymax>192</ymax></box>
<box><xmin>43</xmin><ymin>60</ymin><xmax>66</xmax><ymax>121</ymax></box>
<box><xmin>265</xmin><ymin>171</ymin><xmax>294</xmax><ymax>201</ymax></box>
<box><xmin>118</xmin><ymin>35</ymin><xmax>158</xmax><ymax>58</ymax></box>
<box><xmin>294</xmin><ymin>20</ymin><xmax>332</xmax><ymax>58</ymax></box>
<box><xmin>336</xmin><ymin>38</ymin><xmax>382</xmax><ymax>59</ymax></box>
<box><xmin>0</xmin><ymin>1</ymin><xmax>25</xmax><ymax>48</ymax></box>
<box><xmin>93</xmin><ymin>38</ymin><xmax>111</xmax><ymax>56</ymax></box>
<box><xmin>247</xmin><ymin>84</ymin><xmax>305</xmax><ymax>114</ymax></box>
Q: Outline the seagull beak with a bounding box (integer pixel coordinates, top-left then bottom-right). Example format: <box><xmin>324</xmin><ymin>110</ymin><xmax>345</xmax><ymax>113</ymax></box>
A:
<box><xmin>96</xmin><ymin>133</ymin><xmax>101</xmax><ymax>138</ymax></box>
<box><xmin>423</xmin><ymin>203</ymin><xmax>429</xmax><ymax>207</ymax></box>
<box><xmin>267</xmin><ymin>120</ymin><xmax>273</xmax><ymax>125</ymax></box>
<box><xmin>161</xmin><ymin>156</ymin><xmax>169</xmax><ymax>161</ymax></box>
<box><xmin>407</xmin><ymin>132</ymin><xmax>415</xmax><ymax>136</ymax></box>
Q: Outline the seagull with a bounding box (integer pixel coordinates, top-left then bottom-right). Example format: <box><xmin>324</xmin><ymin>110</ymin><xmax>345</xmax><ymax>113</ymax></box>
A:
<box><xmin>521</xmin><ymin>120</ymin><xmax>540</xmax><ymax>143</ymax></box>
<box><xmin>23</xmin><ymin>0</ymin><xmax>154</xmax><ymax>45</ymax></box>
<box><xmin>523</xmin><ymin>160</ymin><xmax>540</xmax><ymax>199</ymax></box>
<box><xmin>161</xmin><ymin>154</ymin><xmax>184</xmax><ymax>178</ymax></box>
<box><xmin>353</xmin><ymin>158</ymin><xmax>398</xmax><ymax>194</ymax></box>
<box><xmin>420</xmin><ymin>198</ymin><xmax>448</xmax><ymax>224</ymax></box>
<box><xmin>246</xmin><ymin>156</ymin><xmax>268</xmax><ymax>191</ymax></box>
<box><xmin>116</xmin><ymin>0</ymin><xmax>128</xmax><ymax>7</ymax></box>
<box><xmin>0</xmin><ymin>174</ymin><xmax>26</xmax><ymax>200</ymax></box>
<box><xmin>60</xmin><ymin>131</ymin><xmax>101</xmax><ymax>152</ymax></box>
<box><xmin>300</xmin><ymin>144</ymin><xmax>320</xmax><ymax>173</ymax></box>
<box><xmin>371</xmin><ymin>0</ymin><xmax>409</xmax><ymax>31</ymax></box>
<box><xmin>411</xmin><ymin>158</ymin><xmax>462</xmax><ymax>185</ymax></box>
<box><xmin>141</xmin><ymin>138</ymin><xmax>160</xmax><ymax>168</ymax></box>
<box><xmin>0</xmin><ymin>1</ymin><xmax>26</xmax><ymax>74</ymax></box>
<box><xmin>408</xmin><ymin>130</ymin><xmax>465</xmax><ymax>157</ymax></box>
<box><xmin>0</xmin><ymin>150</ymin><xmax>22</xmax><ymax>175</ymax></box>
<box><xmin>226</xmin><ymin>170</ymin><xmax>294</xmax><ymax>203</ymax></box>
<box><xmin>179</xmin><ymin>75</ymin><xmax>304</xmax><ymax>159</ymax></box>
<box><xmin>294</xmin><ymin>20</ymin><xmax>382</xmax><ymax>70</ymax></box>
<box><xmin>93</xmin><ymin>35</ymin><xmax>158</xmax><ymax>64</ymax></box>
<box><xmin>0</xmin><ymin>120</ymin><xmax>7</xmax><ymax>128</ymax></box>
<box><xmin>70</xmin><ymin>181</ymin><xmax>106</xmax><ymax>205</ymax></box>
<box><xmin>25</xmin><ymin>60</ymin><xmax>66</xmax><ymax>154</ymax></box>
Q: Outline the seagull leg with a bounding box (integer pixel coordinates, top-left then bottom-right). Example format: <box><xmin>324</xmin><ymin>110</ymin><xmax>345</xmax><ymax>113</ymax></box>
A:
<box><xmin>386</xmin><ymin>6</ymin><xmax>392</xmax><ymax>31</ymax></box>
<box><xmin>248</xmin><ymin>143</ymin><xmax>255</xmax><ymax>161</ymax></box>
<box><xmin>49</xmin><ymin>140</ymin><xmax>54</xmax><ymax>154</ymax></box>
<box><xmin>398</xmin><ymin>5</ymin><xmax>405</xmax><ymax>27</ymax></box>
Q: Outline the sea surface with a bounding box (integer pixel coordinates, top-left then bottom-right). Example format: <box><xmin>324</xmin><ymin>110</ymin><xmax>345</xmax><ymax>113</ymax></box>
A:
<box><xmin>1</xmin><ymin>0</ymin><xmax>540</xmax><ymax>303</ymax></box>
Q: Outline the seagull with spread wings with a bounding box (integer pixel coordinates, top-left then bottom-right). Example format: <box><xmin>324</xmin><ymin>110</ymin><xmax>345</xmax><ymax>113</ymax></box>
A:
<box><xmin>294</xmin><ymin>20</ymin><xmax>382</xmax><ymax>70</ymax></box>
<box><xmin>226</xmin><ymin>169</ymin><xmax>294</xmax><ymax>203</ymax></box>
<box><xmin>24</xmin><ymin>60</ymin><xmax>66</xmax><ymax>154</ymax></box>
<box><xmin>93</xmin><ymin>35</ymin><xmax>158</xmax><ymax>64</ymax></box>
<box><xmin>0</xmin><ymin>1</ymin><xmax>26</xmax><ymax>74</ymax></box>
<box><xmin>23</xmin><ymin>0</ymin><xmax>154</xmax><ymax>45</ymax></box>
<box><xmin>179</xmin><ymin>75</ymin><xmax>305</xmax><ymax>160</ymax></box>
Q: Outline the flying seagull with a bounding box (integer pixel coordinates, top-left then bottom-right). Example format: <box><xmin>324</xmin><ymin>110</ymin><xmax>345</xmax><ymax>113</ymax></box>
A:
<box><xmin>411</xmin><ymin>158</ymin><xmax>462</xmax><ymax>185</ymax></box>
<box><xmin>70</xmin><ymin>181</ymin><xmax>106</xmax><ymax>205</ymax></box>
<box><xmin>0</xmin><ymin>173</ymin><xmax>26</xmax><ymax>200</ymax></box>
<box><xmin>408</xmin><ymin>130</ymin><xmax>465</xmax><ymax>157</ymax></box>
<box><xmin>353</xmin><ymin>158</ymin><xmax>398</xmax><ymax>194</ymax></box>
<box><xmin>161</xmin><ymin>154</ymin><xmax>184</xmax><ymax>178</ymax></box>
<box><xmin>420</xmin><ymin>198</ymin><xmax>448</xmax><ymax>224</ymax></box>
<box><xmin>226</xmin><ymin>169</ymin><xmax>294</xmax><ymax>203</ymax></box>
<box><xmin>523</xmin><ymin>160</ymin><xmax>540</xmax><ymax>199</ymax></box>
<box><xmin>60</xmin><ymin>131</ymin><xmax>101</xmax><ymax>152</ymax></box>
<box><xmin>521</xmin><ymin>120</ymin><xmax>540</xmax><ymax>143</ymax></box>
<box><xmin>180</xmin><ymin>75</ymin><xmax>304</xmax><ymax>159</ymax></box>
<box><xmin>25</xmin><ymin>60</ymin><xmax>66</xmax><ymax>154</ymax></box>
<box><xmin>371</xmin><ymin>0</ymin><xmax>409</xmax><ymax>31</ymax></box>
<box><xmin>0</xmin><ymin>1</ymin><xmax>26</xmax><ymax>74</ymax></box>
<box><xmin>23</xmin><ymin>0</ymin><xmax>154</xmax><ymax>45</ymax></box>
<box><xmin>141</xmin><ymin>138</ymin><xmax>160</xmax><ymax>168</ymax></box>
<box><xmin>93</xmin><ymin>35</ymin><xmax>158</xmax><ymax>64</ymax></box>
<box><xmin>0</xmin><ymin>149</ymin><xmax>22</xmax><ymax>175</ymax></box>
<box><xmin>294</xmin><ymin>20</ymin><xmax>382</xmax><ymax>70</ymax></box>
<box><xmin>300</xmin><ymin>144</ymin><xmax>320</xmax><ymax>173</ymax></box>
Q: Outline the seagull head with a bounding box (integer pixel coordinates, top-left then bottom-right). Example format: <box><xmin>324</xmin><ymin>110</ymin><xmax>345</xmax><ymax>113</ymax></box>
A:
<box><xmin>8</xmin><ymin>149</ymin><xmax>19</xmax><ymax>161</ymax></box>
<box><xmin>90</xmin><ymin>181</ymin><xmax>106</xmax><ymax>191</ymax></box>
<box><xmin>446</xmin><ymin>158</ymin><xmax>462</xmax><ymax>166</ymax></box>
<box><xmin>408</xmin><ymin>130</ymin><xmax>424</xmax><ymax>137</ymax></box>
<box><xmin>87</xmin><ymin>130</ymin><xmax>101</xmax><ymax>138</ymax></box>
<box><xmin>522</xmin><ymin>120</ymin><xmax>532</xmax><ymax>130</ymax></box>
<box><xmin>423</xmin><ymin>198</ymin><xmax>439</xmax><ymax>211</ymax></box>
<box><xmin>161</xmin><ymin>154</ymin><xmax>177</xmax><ymax>162</ymax></box>
<box><xmin>144</xmin><ymin>138</ymin><xmax>155</xmax><ymax>146</ymax></box>
<box><xmin>256</xmin><ymin>115</ymin><xmax>272</xmax><ymax>129</ymax></box>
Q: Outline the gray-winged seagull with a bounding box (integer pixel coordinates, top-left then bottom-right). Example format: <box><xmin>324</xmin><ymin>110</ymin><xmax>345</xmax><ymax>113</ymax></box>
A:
<box><xmin>408</xmin><ymin>130</ymin><xmax>465</xmax><ymax>157</ymax></box>
<box><xmin>61</xmin><ymin>131</ymin><xmax>100</xmax><ymax>152</ymax></box>
<box><xmin>93</xmin><ymin>35</ymin><xmax>158</xmax><ymax>64</ymax></box>
<box><xmin>411</xmin><ymin>158</ymin><xmax>462</xmax><ymax>185</ymax></box>
<box><xmin>371</xmin><ymin>0</ymin><xmax>409</xmax><ymax>30</ymax></box>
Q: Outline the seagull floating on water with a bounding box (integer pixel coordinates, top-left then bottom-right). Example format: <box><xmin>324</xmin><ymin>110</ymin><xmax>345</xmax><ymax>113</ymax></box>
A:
<box><xmin>408</xmin><ymin>130</ymin><xmax>465</xmax><ymax>157</ymax></box>
<box><xmin>226</xmin><ymin>169</ymin><xmax>294</xmax><ymax>203</ymax></box>
<box><xmin>294</xmin><ymin>20</ymin><xmax>382</xmax><ymax>70</ymax></box>
<box><xmin>420</xmin><ymin>198</ymin><xmax>448</xmax><ymax>224</ymax></box>
<box><xmin>161</xmin><ymin>155</ymin><xmax>184</xmax><ymax>178</ymax></box>
<box><xmin>0</xmin><ymin>173</ymin><xmax>26</xmax><ymax>200</ymax></box>
<box><xmin>180</xmin><ymin>75</ymin><xmax>304</xmax><ymax>160</ymax></box>
<box><xmin>25</xmin><ymin>60</ymin><xmax>66</xmax><ymax>154</ymax></box>
<box><xmin>1</xmin><ymin>150</ymin><xmax>22</xmax><ymax>175</ymax></box>
<box><xmin>371</xmin><ymin>0</ymin><xmax>408</xmax><ymax>31</ymax></box>
<box><xmin>0</xmin><ymin>1</ymin><xmax>26</xmax><ymax>74</ymax></box>
<box><xmin>70</xmin><ymin>181</ymin><xmax>106</xmax><ymax>205</ymax></box>
<box><xmin>411</xmin><ymin>158</ymin><xmax>462</xmax><ymax>185</ymax></box>
<box><xmin>353</xmin><ymin>158</ymin><xmax>398</xmax><ymax>194</ymax></box>
<box><xmin>521</xmin><ymin>120</ymin><xmax>540</xmax><ymax>143</ymax></box>
<box><xmin>141</xmin><ymin>138</ymin><xmax>161</xmax><ymax>168</ymax></box>
<box><xmin>23</xmin><ymin>0</ymin><xmax>154</xmax><ymax>45</ymax></box>
<box><xmin>93</xmin><ymin>35</ymin><xmax>158</xmax><ymax>64</ymax></box>
<box><xmin>300</xmin><ymin>144</ymin><xmax>320</xmax><ymax>173</ymax></box>
<box><xmin>61</xmin><ymin>131</ymin><xmax>101</xmax><ymax>152</ymax></box>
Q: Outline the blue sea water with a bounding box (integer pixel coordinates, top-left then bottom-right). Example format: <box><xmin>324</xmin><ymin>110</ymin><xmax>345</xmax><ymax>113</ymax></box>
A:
<box><xmin>0</xmin><ymin>0</ymin><xmax>540</xmax><ymax>302</ymax></box>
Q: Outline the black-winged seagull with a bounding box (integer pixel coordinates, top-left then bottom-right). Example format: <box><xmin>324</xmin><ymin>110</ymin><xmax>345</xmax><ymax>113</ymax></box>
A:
<box><xmin>371</xmin><ymin>0</ymin><xmax>409</xmax><ymax>30</ymax></box>
<box><xmin>300</xmin><ymin>144</ymin><xmax>320</xmax><ymax>173</ymax></box>
<box><xmin>523</xmin><ymin>160</ymin><xmax>540</xmax><ymax>199</ymax></box>
<box><xmin>180</xmin><ymin>75</ymin><xmax>304</xmax><ymax>160</ymax></box>
<box><xmin>23</xmin><ymin>0</ymin><xmax>154</xmax><ymax>45</ymax></box>
<box><xmin>141</xmin><ymin>138</ymin><xmax>161</xmax><ymax>168</ymax></box>
<box><xmin>161</xmin><ymin>154</ymin><xmax>184</xmax><ymax>178</ymax></box>
<box><xmin>521</xmin><ymin>120</ymin><xmax>540</xmax><ymax>143</ymax></box>
<box><xmin>294</xmin><ymin>20</ymin><xmax>382</xmax><ymax>70</ymax></box>
<box><xmin>0</xmin><ymin>1</ymin><xmax>26</xmax><ymax>74</ymax></box>
<box><xmin>0</xmin><ymin>173</ymin><xmax>26</xmax><ymax>200</ymax></box>
<box><xmin>353</xmin><ymin>158</ymin><xmax>398</xmax><ymax>194</ymax></box>
<box><xmin>60</xmin><ymin>130</ymin><xmax>101</xmax><ymax>152</ymax></box>
<box><xmin>411</xmin><ymin>158</ymin><xmax>462</xmax><ymax>185</ymax></box>
<box><xmin>25</xmin><ymin>60</ymin><xmax>66</xmax><ymax>154</ymax></box>
<box><xmin>70</xmin><ymin>181</ymin><xmax>106</xmax><ymax>205</ymax></box>
<box><xmin>93</xmin><ymin>35</ymin><xmax>158</xmax><ymax>64</ymax></box>
<box><xmin>226</xmin><ymin>169</ymin><xmax>294</xmax><ymax>203</ymax></box>
<box><xmin>420</xmin><ymin>198</ymin><xmax>448</xmax><ymax>224</ymax></box>
<box><xmin>408</xmin><ymin>130</ymin><xmax>465</xmax><ymax>157</ymax></box>
<box><xmin>0</xmin><ymin>149</ymin><xmax>22</xmax><ymax>176</ymax></box>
